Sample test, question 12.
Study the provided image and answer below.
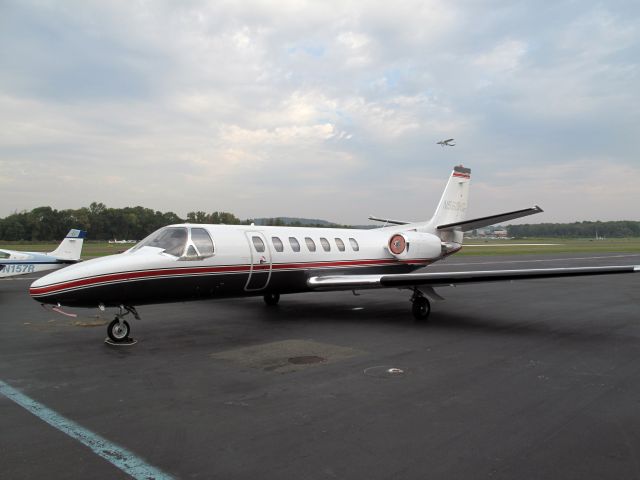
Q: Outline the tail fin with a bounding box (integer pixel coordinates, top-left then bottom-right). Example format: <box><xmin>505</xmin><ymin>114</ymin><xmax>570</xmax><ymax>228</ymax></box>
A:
<box><xmin>430</xmin><ymin>165</ymin><xmax>471</xmax><ymax>227</ymax></box>
<box><xmin>48</xmin><ymin>229</ymin><xmax>87</xmax><ymax>261</ymax></box>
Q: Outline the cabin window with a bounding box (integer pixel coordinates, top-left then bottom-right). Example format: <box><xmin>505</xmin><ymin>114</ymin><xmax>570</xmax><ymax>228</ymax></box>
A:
<box><xmin>289</xmin><ymin>237</ymin><xmax>301</xmax><ymax>252</ymax></box>
<box><xmin>252</xmin><ymin>236</ymin><xmax>266</xmax><ymax>252</ymax></box>
<box><xmin>305</xmin><ymin>237</ymin><xmax>316</xmax><ymax>252</ymax></box>
<box><xmin>131</xmin><ymin>227</ymin><xmax>188</xmax><ymax>257</ymax></box>
<box><xmin>349</xmin><ymin>238</ymin><xmax>359</xmax><ymax>251</ymax></box>
<box><xmin>0</xmin><ymin>251</ymin><xmax>9</xmax><ymax>259</ymax></box>
<box><xmin>320</xmin><ymin>237</ymin><xmax>330</xmax><ymax>252</ymax></box>
<box><xmin>186</xmin><ymin>245</ymin><xmax>198</xmax><ymax>257</ymax></box>
<box><xmin>191</xmin><ymin>228</ymin><xmax>214</xmax><ymax>256</ymax></box>
<box><xmin>272</xmin><ymin>236</ymin><xmax>284</xmax><ymax>252</ymax></box>
<box><xmin>335</xmin><ymin>238</ymin><xmax>345</xmax><ymax>252</ymax></box>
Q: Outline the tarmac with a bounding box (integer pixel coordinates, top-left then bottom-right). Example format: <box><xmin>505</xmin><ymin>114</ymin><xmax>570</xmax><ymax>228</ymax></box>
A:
<box><xmin>1</xmin><ymin>252</ymin><xmax>640</xmax><ymax>480</ymax></box>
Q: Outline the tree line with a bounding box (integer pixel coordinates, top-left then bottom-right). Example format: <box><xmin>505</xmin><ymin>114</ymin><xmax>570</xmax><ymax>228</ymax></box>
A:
<box><xmin>0</xmin><ymin>203</ymin><xmax>244</xmax><ymax>241</ymax></box>
<box><xmin>507</xmin><ymin>221</ymin><xmax>640</xmax><ymax>238</ymax></box>
<box><xmin>2</xmin><ymin>204</ymin><xmax>638</xmax><ymax>241</ymax></box>
<box><xmin>0</xmin><ymin>203</ymin><xmax>347</xmax><ymax>241</ymax></box>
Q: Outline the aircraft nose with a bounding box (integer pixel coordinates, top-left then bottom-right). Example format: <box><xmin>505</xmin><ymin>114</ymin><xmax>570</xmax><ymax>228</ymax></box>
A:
<box><xmin>29</xmin><ymin>272</ymin><xmax>62</xmax><ymax>304</ymax></box>
<box><xmin>29</xmin><ymin>260</ymin><xmax>90</xmax><ymax>305</ymax></box>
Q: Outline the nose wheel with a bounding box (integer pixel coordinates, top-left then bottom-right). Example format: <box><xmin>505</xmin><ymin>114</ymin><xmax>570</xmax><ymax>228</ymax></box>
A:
<box><xmin>105</xmin><ymin>305</ymin><xmax>139</xmax><ymax>344</ymax></box>
<box><xmin>107</xmin><ymin>318</ymin><xmax>130</xmax><ymax>342</ymax></box>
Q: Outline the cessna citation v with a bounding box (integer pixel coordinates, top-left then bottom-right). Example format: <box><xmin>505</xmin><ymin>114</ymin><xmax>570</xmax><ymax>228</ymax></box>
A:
<box><xmin>30</xmin><ymin>166</ymin><xmax>638</xmax><ymax>343</ymax></box>
<box><xmin>1</xmin><ymin>229</ymin><xmax>86</xmax><ymax>279</ymax></box>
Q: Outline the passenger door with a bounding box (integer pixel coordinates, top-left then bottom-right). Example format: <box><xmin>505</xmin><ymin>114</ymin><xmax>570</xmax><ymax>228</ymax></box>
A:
<box><xmin>244</xmin><ymin>232</ymin><xmax>272</xmax><ymax>291</ymax></box>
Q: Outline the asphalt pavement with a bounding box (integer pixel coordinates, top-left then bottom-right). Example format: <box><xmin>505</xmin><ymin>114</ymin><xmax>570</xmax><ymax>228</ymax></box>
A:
<box><xmin>1</xmin><ymin>252</ymin><xmax>640</xmax><ymax>479</ymax></box>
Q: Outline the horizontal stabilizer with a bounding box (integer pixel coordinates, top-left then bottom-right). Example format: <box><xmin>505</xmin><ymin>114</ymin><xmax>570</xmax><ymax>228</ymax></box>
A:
<box><xmin>308</xmin><ymin>265</ymin><xmax>639</xmax><ymax>290</ymax></box>
<box><xmin>437</xmin><ymin>206</ymin><xmax>543</xmax><ymax>232</ymax></box>
<box><xmin>368</xmin><ymin>215</ymin><xmax>412</xmax><ymax>225</ymax></box>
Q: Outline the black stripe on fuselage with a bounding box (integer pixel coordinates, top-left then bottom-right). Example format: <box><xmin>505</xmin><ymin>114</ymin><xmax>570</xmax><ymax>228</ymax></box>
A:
<box><xmin>34</xmin><ymin>264</ymin><xmax>417</xmax><ymax>307</ymax></box>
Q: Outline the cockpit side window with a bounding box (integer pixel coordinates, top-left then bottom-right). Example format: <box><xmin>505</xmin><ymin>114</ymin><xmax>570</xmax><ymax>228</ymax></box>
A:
<box><xmin>0</xmin><ymin>251</ymin><xmax>9</xmax><ymax>259</ymax></box>
<box><xmin>191</xmin><ymin>228</ymin><xmax>214</xmax><ymax>257</ymax></box>
<box><xmin>130</xmin><ymin>227</ymin><xmax>188</xmax><ymax>257</ymax></box>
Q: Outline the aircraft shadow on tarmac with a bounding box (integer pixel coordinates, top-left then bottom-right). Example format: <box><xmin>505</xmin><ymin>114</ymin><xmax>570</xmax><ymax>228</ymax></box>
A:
<box><xmin>228</xmin><ymin>297</ymin><xmax>636</xmax><ymax>346</ymax></box>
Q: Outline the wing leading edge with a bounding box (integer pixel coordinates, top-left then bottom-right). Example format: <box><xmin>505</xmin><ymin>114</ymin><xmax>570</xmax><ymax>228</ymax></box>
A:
<box><xmin>308</xmin><ymin>265</ymin><xmax>640</xmax><ymax>291</ymax></box>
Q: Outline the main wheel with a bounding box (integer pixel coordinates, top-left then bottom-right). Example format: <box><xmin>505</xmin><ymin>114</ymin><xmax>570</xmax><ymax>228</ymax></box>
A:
<box><xmin>107</xmin><ymin>318</ymin><xmax>130</xmax><ymax>342</ymax></box>
<box><xmin>263</xmin><ymin>292</ymin><xmax>280</xmax><ymax>306</ymax></box>
<box><xmin>412</xmin><ymin>297</ymin><xmax>431</xmax><ymax>321</ymax></box>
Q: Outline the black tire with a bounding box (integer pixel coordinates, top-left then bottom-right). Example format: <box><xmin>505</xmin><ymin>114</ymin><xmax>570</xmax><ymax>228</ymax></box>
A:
<box><xmin>412</xmin><ymin>297</ymin><xmax>431</xmax><ymax>321</ymax></box>
<box><xmin>107</xmin><ymin>318</ymin><xmax>130</xmax><ymax>342</ymax></box>
<box><xmin>263</xmin><ymin>292</ymin><xmax>280</xmax><ymax>306</ymax></box>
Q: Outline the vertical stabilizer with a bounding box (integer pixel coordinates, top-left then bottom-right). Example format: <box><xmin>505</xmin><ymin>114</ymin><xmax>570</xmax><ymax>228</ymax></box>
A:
<box><xmin>49</xmin><ymin>229</ymin><xmax>87</xmax><ymax>261</ymax></box>
<box><xmin>416</xmin><ymin>165</ymin><xmax>471</xmax><ymax>244</ymax></box>
<box><xmin>430</xmin><ymin>165</ymin><xmax>471</xmax><ymax>227</ymax></box>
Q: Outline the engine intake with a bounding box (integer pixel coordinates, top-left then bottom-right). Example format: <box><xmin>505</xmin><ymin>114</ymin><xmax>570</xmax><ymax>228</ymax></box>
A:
<box><xmin>387</xmin><ymin>232</ymin><xmax>442</xmax><ymax>261</ymax></box>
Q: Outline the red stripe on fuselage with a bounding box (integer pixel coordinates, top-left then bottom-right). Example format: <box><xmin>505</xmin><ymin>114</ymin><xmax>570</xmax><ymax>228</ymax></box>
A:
<box><xmin>29</xmin><ymin>258</ymin><xmax>431</xmax><ymax>296</ymax></box>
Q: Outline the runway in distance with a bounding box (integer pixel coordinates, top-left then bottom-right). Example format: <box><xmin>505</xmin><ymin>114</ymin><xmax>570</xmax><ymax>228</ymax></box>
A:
<box><xmin>1</xmin><ymin>229</ymin><xmax>86</xmax><ymax>279</ymax></box>
<box><xmin>29</xmin><ymin>166</ymin><xmax>638</xmax><ymax>343</ymax></box>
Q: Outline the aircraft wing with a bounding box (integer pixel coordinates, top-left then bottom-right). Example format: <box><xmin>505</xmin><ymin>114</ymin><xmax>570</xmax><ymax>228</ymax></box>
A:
<box><xmin>308</xmin><ymin>265</ymin><xmax>639</xmax><ymax>290</ymax></box>
<box><xmin>437</xmin><ymin>206</ymin><xmax>543</xmax><ymax>232</ymax></box>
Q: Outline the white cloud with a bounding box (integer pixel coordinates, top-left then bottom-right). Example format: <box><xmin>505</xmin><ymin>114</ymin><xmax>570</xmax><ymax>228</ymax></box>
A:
<box><xmin>0</xmin><ymin>0</ymin><xmax>638</xmax><ymax>222</ymax></box>
<box><xmin>473</xmin><ymin>39</ymin><xmax>527</xmax><ymax>73</ymax></box>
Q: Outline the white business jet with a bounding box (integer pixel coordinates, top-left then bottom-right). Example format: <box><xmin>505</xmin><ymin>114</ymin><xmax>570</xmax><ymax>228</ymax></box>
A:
<box><xmin>1</xmin><ymin>229</ymin><xmax>86</xmax><ymax>279</ymax></box>
<box><xmin>30</xmin><ymin>167</ymin><xmax>638</xmax><ymax>343</ymax></box>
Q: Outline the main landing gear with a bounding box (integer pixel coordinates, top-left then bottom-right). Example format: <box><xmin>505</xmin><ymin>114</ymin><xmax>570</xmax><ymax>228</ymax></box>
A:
<box><xmin>263</xmin><ymin>292</ymin><xmax>280</xmax><ymax>306</ymax></box>
<box><xmin>411</xmin><ymin>289</ymin><xmax>431</xmax><ymax>321</ymax></box>
<box><xmin>106</xmin><ymin>305</ymin><xmax>140</xmax><ymax>343</ymax></box>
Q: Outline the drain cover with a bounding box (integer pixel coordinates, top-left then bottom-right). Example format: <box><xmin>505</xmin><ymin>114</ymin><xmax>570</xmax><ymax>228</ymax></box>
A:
<box><xmin>364</xmin><ymin>365</ymin><xmax>407</xmax><ymax>378</ymax></box>
<box><xmin>288</xmin><ymin>355</ymin><xmax>326</xmax><ymax>365</ymax></box>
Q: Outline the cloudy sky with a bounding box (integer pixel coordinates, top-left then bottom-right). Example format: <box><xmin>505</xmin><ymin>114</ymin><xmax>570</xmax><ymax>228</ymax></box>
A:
<box><xmin>1</xmin><ymin>0</ymin><xmax>638</xmax><ymax>224</ymax></box>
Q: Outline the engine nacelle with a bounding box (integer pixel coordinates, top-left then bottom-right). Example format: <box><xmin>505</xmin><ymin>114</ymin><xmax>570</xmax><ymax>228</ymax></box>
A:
<box><xmin>387</xmin><ymin>232</ymin><xmax>442</xmax><ymax>261</ymax></box>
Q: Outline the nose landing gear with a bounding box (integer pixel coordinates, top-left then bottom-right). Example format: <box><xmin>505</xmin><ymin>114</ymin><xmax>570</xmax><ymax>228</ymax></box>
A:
<box><xmin>105</xmin><ymin>305</ymin><xmax>140</xmax><ymax>344</ymax></box>
<box><xmin>107</xmin><ymin>318</ymin><xmax>130</xmax><ymax>342</ymax></box>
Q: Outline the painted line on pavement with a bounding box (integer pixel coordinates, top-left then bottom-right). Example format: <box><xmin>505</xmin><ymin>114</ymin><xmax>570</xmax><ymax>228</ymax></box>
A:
<box><xmin>0</xmin><ymin>380</ymin><xmax>173</xmax><ymax>480</ymax></box>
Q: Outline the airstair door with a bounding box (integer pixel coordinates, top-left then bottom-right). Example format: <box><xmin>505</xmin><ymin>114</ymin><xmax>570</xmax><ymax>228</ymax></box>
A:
<box><xmin>244</xmin><ymin>232</ymin><xmax>272</xmax><ymax>291</ymax></box>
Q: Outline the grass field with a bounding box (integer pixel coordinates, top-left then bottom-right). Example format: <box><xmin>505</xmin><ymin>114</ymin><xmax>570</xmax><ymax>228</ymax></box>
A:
<box><xmin>2</xmin><ymin>238</ymin><xmax>640</xmax><ymax>259</ymax></box>
<box><xmin>0</xmin><ymin>242</ymin><xmax>132</xmax><ymax>259</ymax></box>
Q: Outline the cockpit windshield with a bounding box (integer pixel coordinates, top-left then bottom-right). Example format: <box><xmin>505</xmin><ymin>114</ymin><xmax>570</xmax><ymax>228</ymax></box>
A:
<box><xmin>130</xmin><ymin>227</ymin><xmax>188</xmax><ymax>257</ymax></box>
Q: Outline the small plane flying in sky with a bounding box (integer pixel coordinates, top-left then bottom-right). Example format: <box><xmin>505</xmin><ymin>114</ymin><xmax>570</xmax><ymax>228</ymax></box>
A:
<box><xmin>30</xmin><ymin>166</ymin><xmax>638</xmax><ymax>343</ymax></box>
<box><xmin>1</xmin><ymin>229</ymin><xmax>86</xmax><ymax>279</ymax></box>
<box><xmin>437</xmin><ymin>138</ymin><xmax>455</xmax><ymax>147</ymax></box>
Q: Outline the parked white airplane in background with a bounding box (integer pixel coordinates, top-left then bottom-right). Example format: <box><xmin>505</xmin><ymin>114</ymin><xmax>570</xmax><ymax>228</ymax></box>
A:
<box><xmin>1</xmin><ymin>230</ymin><xmax>86</xmax><ymax>279</ymax></box>
<box><xmin>30</xmin><ymin>166</ymin><xmax>638</xmax><ymax>343</ymax></box>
